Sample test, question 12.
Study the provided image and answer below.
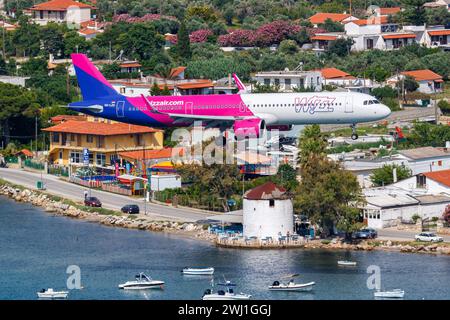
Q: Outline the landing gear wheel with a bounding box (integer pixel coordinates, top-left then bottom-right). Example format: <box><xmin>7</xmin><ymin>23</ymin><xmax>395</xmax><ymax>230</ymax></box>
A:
<box><xmin>350</xmin><ymin>124</ymin><xmax>358</xmax><ymax>140</ymax></box>
<box><xmin>351</xmin><ymin>133</ymin><xmax>358</xmax><ymax>140</ymax></box>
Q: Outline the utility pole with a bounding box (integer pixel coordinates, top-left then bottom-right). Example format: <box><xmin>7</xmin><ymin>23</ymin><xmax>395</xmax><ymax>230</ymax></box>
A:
<box><xmin>35</xmin><ymin>114</ymin><xmax>38</xmax><ymax>157</ymax></box>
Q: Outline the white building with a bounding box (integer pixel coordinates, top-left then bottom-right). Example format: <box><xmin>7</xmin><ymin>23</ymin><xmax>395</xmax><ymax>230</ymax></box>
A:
<box><xmin>392</xmin><ymin>169</ymin><xmax>450</xmax><ymax>195</ymax></box>
<box><xmin>386</xmin><ymin>69</ymin><xmax>444</xmax><ymax>94</ymax></box>
<box><xmin>344</xmin><ymin>17</ymin><xmax>418</xmax><ymax>51</ymax></box>
<box><xmin>30</xmin><ymin>0</ymin><xmax>94</xmax><ymax>26</ymax></box>
<box><xmin>362</xmin><ymin>190</ymin><xmax>450</xmax><ymax>229</ymax></box>
<box><xmin>150</xmin><ymin>174</ymin><xmax>181</xmax><ymax>191</ymax></box>
<box><xmin>344</xmin><ymin>146</ymin><xmax>450</xmax><ymax>187</ymax></box>
<box><xmin>243</xmin><ymin>181</ymin><xmax>294</xmax><ymax>239</ymax></box>
<box><xmin>253</xmin><ymin>70</ymin><xmax>323</xmax><ymax>92</ymax></box>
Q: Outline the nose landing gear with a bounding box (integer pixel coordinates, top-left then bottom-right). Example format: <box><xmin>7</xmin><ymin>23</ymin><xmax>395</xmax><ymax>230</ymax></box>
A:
<box><xmin>350</xmin><ymin>124</ymin><xmax>358</xmax><ymax>140</ymax></box>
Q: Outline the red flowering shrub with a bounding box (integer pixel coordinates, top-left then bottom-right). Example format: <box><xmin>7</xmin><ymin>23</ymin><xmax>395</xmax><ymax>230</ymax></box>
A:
<box><xmin>218</xmin><ymin>20</ymin><xmax>305</xmax><ymax>47</ymax></box>
<box><xmin>189</xmin><ymin>29</ymin><xmax>214</xmax><ymax>43</ymax></box>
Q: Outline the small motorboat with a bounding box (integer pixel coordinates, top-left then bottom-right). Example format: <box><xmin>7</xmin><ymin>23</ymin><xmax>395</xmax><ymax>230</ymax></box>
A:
<box><xmin>182</xmin><ymin>267</ymin><xmax>215</xmax><ymax>275</ymax></box>
<box><xmin>374</xmin><ymin>289</ymin><xmax>405</xmax><ymax>298</ymax></box>
<box><xmin>37</xmin><ymin>288</ymin><xmax>68</xmax><ymax>299</ymax></box>
<box><xmin>202</xmin><ymin>281</ymin><xmax>251</xmax><ymax>300</ymax></box>
<box><xmin>337</xmin><ymin>260</ymin><xmax>357</xmax><ymax>266</ymax></box>
<box><xmin>268</xmin><ymin>274</ymin><xmax>315</xmax><ymax>292</ymax></box>
<box><xmin>118</xmin><ymin>273</ymin><xmax>164</xmax><ymax>290</ymax></box>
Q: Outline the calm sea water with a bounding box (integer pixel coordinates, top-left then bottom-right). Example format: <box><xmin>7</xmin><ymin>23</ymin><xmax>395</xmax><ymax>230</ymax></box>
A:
<box><xmin>1</xmin><ymin>196</ymin><xmax>449</xmax><ymax>300</ymax></box>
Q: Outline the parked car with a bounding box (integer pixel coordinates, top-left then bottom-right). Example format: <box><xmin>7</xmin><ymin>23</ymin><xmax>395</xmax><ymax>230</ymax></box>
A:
<box><xmin>354</xmin><ymin>228</ymin><xmax>378</xmax><ymax>239</ymax></box>
<box><xmin>84</xmin><ymin>197</ymin><xmax>102</xmax><ymax>207</ymax></box>
<box><xmin>121</xmin><ymin>204</ymin><xmax>140</xmax><ymax>214</ymax></box>
<box><xmin>415</xmin><ymin>232</ymin><xmax>443</xmax><ymax>242</ymax></box>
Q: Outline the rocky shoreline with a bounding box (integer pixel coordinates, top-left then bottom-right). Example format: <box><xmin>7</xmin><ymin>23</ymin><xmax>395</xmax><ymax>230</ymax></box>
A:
<box><xmin>0</xmin><ymin>184</ymin><xmax>216</xmax><ymax>242</ymax></box>
<box><xmin>1</xmin><ymin>182</ymin><xmax>450</xmax><ymax>255</ymax></box>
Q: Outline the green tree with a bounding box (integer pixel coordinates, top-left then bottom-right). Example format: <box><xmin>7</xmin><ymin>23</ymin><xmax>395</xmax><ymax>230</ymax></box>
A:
<box><xmin>320</xmin><ymin>18</ymin><xmax>344</xmax><ymax>32</ymax></box>
<box><xmin>402</xmin><ymin>75</ymin><xmax>419</xmax><ymax>93</ymax></box>
<box><xmin>0</xmin><ymin>83</ymin><xmax>40</xmax><ymax>145</ymax></box>
<box><xmin>296</xmin><ymin>125</ymin><xmax>364</xmax><ymax>238</ymax></box>
<box><xmin>438</xmin><ymin>100</ymin><xmax>450</xmax><ymax>115</ymax></box>
<box><xmin>176</xmin><ymin>20</ymin><xmax>192</xmax><ymax>60</ymax></box>
<box><xmin>327</xmin><ymin>38</ymin><xmax>354</xmax><ymax>57</ymax></box>
<box><xmin>12</xmin><ymin>15</ymin><xmax>41</xmax><ymax>57</ymax></box>
<box><xmin>150</xmin><ymin>83</ymin><xmax>162</xmax><ymax>96</ymax></box>
<box><xmin>117</xmin><ymin>23</ymin><xmax>164</xmax><ymax>61</ymax></box>
<box><xmin>223</xmin><ymin>6</ymin><xmax>234</xmax><ymax>26</ymax></box>
<box><xmin>274</xmin><ymin>163</ymin><xmax>298</xmax><ymax>191</ymax></box>
<box><xmin>370</xmin><ymin>164</ymin><xmax>412</xmax><ymax>187</ymax></box>
<box><xmin>403</xmin><ymin>0</ymin><xmax>428</xmax><ymax>25</ymax></box>
<box><xmin>41</xmin><ymin>23</ymin><xmax>65</xmax><ymax>57</ymax></box>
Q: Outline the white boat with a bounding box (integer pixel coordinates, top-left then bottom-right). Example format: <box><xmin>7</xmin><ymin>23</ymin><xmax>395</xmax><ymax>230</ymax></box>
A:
<box><xmin>268</xmin><ymin>274</ymin><xmax>315</xmax><ymax>292</ymax></box>
<box><xmin>118</xmin><ymin>273</ymin><xmax>164</xmax><ymax>290</ymax></box>
<box><xmin>37</xmin><ymin>288</ymin><xmax>68</xmax><ymax>299</ymax></box>
<box><xmin>374</xmin><ymin>289</ymin><xmax>405</xmax><ymax>298</ymax></box>
<box><xmin>182</xmin><ymin>267</ymin><xmax>214</xmax><ymax>275</ymax></box>
<box><xmin>202</xmin><ymin>281</ymin><xmax>251</xmax><ymax>300</ymax></box>
<box><xmin>269</xmin><ymin>280</ymin><xmax>316</xmax><ymax>291</ymax></box>
<box><xmin>337</xmin><ymin>260</ymin><xmax>357</xmax><ymax>266</ymax></box>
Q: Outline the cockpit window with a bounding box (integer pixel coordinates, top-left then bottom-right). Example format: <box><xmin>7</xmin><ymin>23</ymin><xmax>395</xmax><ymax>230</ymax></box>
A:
<box><xmin>368</xmin><ymin>100</ymin><xmax>374</xmax><ymax>105</ymax></box>
<box><xmin>363</xmin><ymin>100</ymin><xmax>368</xmax><ymax>105</ymax></box>
<box><xmin>372</xmin><ymin>100</ymin><xmax>380</xmax><ymax>104</ymax></box>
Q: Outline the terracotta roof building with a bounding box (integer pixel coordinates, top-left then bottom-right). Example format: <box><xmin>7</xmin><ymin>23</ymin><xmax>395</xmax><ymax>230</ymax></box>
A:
<box><xmin>309</xmin><ymin>13</ymin><xmax>357</xmax><ymax>26</ymax></box>
<box><xmin>42</xmin><ymin>119</ymin><xmax>163</xmax><ymax>167</ymax></box>
<box><xmin>400</xmin><ymin>69</ymin><xmax>444</xmax><ymax>94</ymax></box>
<box><xmin>30</xmin><ymin>0</ymin><xmax>94</xmax><ymax>25</ymax></box>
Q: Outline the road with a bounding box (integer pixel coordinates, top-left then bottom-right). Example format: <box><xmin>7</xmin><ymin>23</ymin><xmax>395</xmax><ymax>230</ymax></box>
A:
<box><xmin>320</xmin><ymin>107</ymin><xmax>437</xmax><ymax>132</ymax></box>
<box><xmin>378</xmin><ymin>228</ymin><xmax>450</xmax><ymax>242</ymax></box>
<box><xmin>0</xmin><ymin>168</ymin><xmax>210</xmax><ymax>222</ymax></box>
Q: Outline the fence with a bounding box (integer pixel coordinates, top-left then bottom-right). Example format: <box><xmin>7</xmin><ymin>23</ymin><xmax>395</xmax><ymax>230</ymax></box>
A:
<box><xmin>4</xmin><ymin>156</ymin><xmax>18</xmax><ymax>164</ymax></box>
<box><xmin>101</xmin><ymin>183</ymin><xmax>132</xmax><ymax>196</ymax></box>
<box><xmin>70</xmin><ymin>176</ymin><xmax>102</xmax><ymax>188</ymax></box>
<box><xmin>24</xmin><ymin>159</ymin><xmax>45</xmax><ymax>170</ymax></box>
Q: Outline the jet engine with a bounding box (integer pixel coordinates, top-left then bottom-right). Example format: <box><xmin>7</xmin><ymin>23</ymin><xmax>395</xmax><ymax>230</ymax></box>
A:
<box><xmin>233</xmin><ymin>118</ymin><xmax>266</xmax><ymax>140</ymax></box>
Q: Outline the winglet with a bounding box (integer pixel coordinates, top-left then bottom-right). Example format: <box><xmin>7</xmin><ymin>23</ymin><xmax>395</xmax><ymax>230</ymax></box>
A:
<box><xmin>232</xmin><ymin>73</ymin><xmax>247</xmax><ymax>93</ymax></box>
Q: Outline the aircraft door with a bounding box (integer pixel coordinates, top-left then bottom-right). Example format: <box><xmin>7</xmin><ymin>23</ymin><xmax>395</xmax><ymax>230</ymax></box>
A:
<box><xmin>116</xmin><ymin>101</ymin><xmax>125</xmax><ymax>117</ymax></box>
<box><xmin>185</xmin><ymin>102</ymin><xmax>193</xmax><ymax>114</ymax></box>
<box><xmin>345</xmin><ymin>95</ymin><xmax>353</xmax><ymax>113</ymax></box>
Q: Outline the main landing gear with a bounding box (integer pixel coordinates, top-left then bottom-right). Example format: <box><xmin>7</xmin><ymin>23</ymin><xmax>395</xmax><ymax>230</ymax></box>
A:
<box><xmin>350</xmin><ymin>124</ymin><xmax>358</xmax><ymax>140</ymax></box>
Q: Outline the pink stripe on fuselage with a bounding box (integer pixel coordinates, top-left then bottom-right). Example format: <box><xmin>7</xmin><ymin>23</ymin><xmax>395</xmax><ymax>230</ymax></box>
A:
<box><xmin>71</xmin><ymin>53</ymin><xmax>113</xmax><ymax>88</ymax></box>
<box><xmin>127</xmin><ymin>94</ymin><xmax>254</xmax><ymax>126</ymax></box>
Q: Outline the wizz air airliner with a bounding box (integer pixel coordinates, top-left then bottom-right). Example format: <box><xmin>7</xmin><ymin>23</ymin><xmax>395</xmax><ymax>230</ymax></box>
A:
<box><xmin>69</xmin><ymin>54</ymin><xmax>391</xmax><ymax>140</ymax></box>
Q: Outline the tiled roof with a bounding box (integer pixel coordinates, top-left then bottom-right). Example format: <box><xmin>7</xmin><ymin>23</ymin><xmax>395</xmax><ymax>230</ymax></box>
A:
<box><xmin>50</xmin><ymin>115</ymin><xmax>87</xmax><ymax>123</ymax></box>
<box><xmin>379</xmin><ymin>7</ymin><xmax>401</xmax><ymax>15</ymax></box>
<box><xmin>319</xmin><ymin>67</ymin><xmax>351</xmax><ymax>79</ymax></box>
<box><xmin>78</xmin><ymin>28</ymin><xmax>102</xmax><ymax>36</ymax></box>
<box><xmin>119</xmin><ymin>61</ymin><xmax>142</xmax><ymax>68</ymax></box>
<box><xmin>244</xmin><ymin>181</ymin><xmax>290</xmax><ymax>200</ymax></box>
<box><xmin>42</xmin><ymin>120</ymin><xmax>162</xmax><ymax>135</ymax></box>
<box><xmin>169</xmin><ymin>66</ymin><xmax>186</xmax><ymax>78</ymax></box>
<box><xmin>424</xmin><ymin>170</ymin><xmax>450</xmax><ymax>188</ymax></box>
<box><xmin>398</xmin><ymin>146</ymin><xmax>449</xmax><ymax>160</ymax></box>
<box><xmin>428</xmin><ymin>29</ymin><xmax>450</xmax><ymax>36</ymax></box>
<box><xmin>16</xmin><ymin>149</ymin><xmax>34</xmax><ymax>157</ymax></box>
<box><xmin>382</xmin><ymin>33</ymin><xmax>416</xmax><ymax>39</ymax></box>
<box><xmin>119</xmin><ymin>147</ymin><xmax>185</xmax><ymax>160</ymax></box>
<box><xmin>309</xmin><ymin>13</ymin><xmax>352</xmax><ymax>24</ymax></box>
<box><xmin>401</xmin><ymin>69</ymin><xmax>443</xmax><ymax>81</ymax></box>
<box><xmin>30</xmin><ymin>0</ymin><xmax>94</xmax><ymax>11</ymax></box>
<box><xmin>351</xmin><ymin>16</ymin><xmax>389</xmax><ymax>26</ymax></box>
<box><xmin>176</xmin><ymin>80</ymin><xmax>213</xmax><ymax>89</ymax></box>
<box><xmin>311</xmin><ymin>35</ymin><xmax>338</xmax><ymax>41</ymax></box>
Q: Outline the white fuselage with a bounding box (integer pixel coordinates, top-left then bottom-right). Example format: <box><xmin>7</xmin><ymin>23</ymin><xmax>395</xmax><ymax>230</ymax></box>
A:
<box><xmin>241</xmin><ymin>92</ymin><xmax>391</xmax><ymax>125</ymax></box>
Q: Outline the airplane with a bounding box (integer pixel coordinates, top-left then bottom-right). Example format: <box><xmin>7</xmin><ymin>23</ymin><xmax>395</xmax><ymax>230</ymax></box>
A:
<box><xmin>68</xmin><ymin>53</ymin><xmax>391</xmax><ymax>141</ymax></box>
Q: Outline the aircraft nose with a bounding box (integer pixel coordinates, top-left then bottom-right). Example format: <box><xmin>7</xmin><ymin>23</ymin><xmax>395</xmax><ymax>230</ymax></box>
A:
<box><xmin>376</xmin><ymin>104</ymin><xmax>391</xmax><ymax>119</ymax></box>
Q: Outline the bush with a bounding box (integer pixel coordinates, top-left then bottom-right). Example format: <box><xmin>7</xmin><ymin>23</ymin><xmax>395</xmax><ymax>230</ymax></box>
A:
<box><xmin>438</xmin><ymin>100</ymin><xmax>450</xmax><ymax>114</ymax></box>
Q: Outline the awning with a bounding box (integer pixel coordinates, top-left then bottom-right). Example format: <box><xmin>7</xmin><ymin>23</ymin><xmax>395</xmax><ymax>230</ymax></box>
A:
<box><xmin>207</xmin><ymin>210</ymin><xmax>243</xmax><ymax>224</ymax></box>
<box><xmin>382</xmin><ymin>34</ymin><xmax>416</xmax><ymax>39</ymax></box>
